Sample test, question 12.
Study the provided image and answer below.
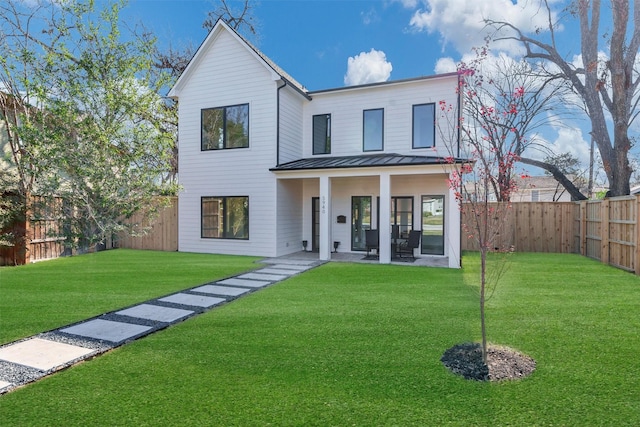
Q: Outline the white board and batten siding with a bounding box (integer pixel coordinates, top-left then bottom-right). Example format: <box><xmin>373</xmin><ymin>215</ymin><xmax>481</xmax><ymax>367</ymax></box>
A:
<box><xmin>278</xmin><ymin>85</ymin><xmax>306</xmax><ymax>165</ymax></box>
<box><xmin>176</xmin><ymin>28</ymin><xmax>280</xmax><ymax>257</ymax></box>
<box><xmin>302</xmin><ymin>75</ymin><xmax>459</xmax><ymax>159</ymax></box>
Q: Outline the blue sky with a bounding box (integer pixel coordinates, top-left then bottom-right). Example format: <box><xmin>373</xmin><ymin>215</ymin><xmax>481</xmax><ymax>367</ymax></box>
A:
<box><xmin>117</xmin><ymin>0</ymin><xmax>632</xmax><ymax>183</ymax></box>
<box><xmin>123</xmin><ymin>0</ymin><xmax>461</xmax><ymax>90</ymax></box>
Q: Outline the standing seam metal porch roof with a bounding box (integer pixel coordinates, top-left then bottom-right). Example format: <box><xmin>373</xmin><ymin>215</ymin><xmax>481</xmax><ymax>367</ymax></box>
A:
<box><xmin>270</xmin><ymin>153</ymin><xmax>468</xmax><ymax>172</ymax></box>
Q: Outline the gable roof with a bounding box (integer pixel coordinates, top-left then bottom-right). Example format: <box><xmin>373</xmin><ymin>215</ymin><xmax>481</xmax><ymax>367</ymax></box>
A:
<box><xmin>168</xmin><ymin>19</ymin><xmax>309</xmax><ymax>100</ymax></box>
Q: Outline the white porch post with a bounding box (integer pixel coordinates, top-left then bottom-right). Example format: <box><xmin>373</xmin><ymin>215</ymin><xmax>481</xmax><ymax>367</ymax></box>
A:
<box><xmin>447</xmin><ymin>178</ymin><xmax>461</xmax><ymax>268</ymax></box>
<box><xmin>379</xmin><ymin>172</ymin><xmax>391</xmax><ymax>264</ymax></box>
<box><xmin>319</xmin><ymin>175</ymin><xmax>332</xmax><ymax>261</ymax></box>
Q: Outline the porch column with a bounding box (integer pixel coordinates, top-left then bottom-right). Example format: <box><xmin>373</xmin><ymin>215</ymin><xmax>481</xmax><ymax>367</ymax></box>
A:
<box><xmin>447</xmin><ymin>179</ymin><xmax>461</xmax><ymax>268</ymax></box>
<box><xmin>379</xmin><ymin>172</ymin><xmax>391</xmax><ymax>264</ymax></box>
<box><xmin>319</xmin><ymin>175</ymin><xmax>332</xmax><ymax>261</ymax></box>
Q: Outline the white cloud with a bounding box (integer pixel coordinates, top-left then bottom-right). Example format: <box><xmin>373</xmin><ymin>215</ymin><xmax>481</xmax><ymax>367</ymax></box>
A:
<box><xmin>407</xmin><ymin>0</ymin><xmax>561</xmax><ymax>55</ymax></box>
<box><xmin>361</xmin><ymin>7</ymin><xmax>379</xmax><ymax>25</ymax></box>
<box><xmin>434</xmin><ymin>57</ymin><xmax>457</xmax><ymax>73</ymax></box>
<box><xmin>524</xmin><ymin>123</ymin><xmax>591</xmax><ymax>168</ymax></box>
<box><xmin>344</xmin><ymin>49</ymin><xmax>393</xmax><ymax>86</ymax></box>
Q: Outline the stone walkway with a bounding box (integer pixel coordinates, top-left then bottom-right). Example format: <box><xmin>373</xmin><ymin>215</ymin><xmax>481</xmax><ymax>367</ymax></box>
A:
<box><xmin>0</xmin><ymin>258</ymin><xmax>321</xmax><ymax>395</ymax></box>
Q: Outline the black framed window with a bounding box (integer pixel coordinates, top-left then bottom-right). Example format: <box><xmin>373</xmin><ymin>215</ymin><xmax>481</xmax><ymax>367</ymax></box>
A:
<box><xmin>363</xmin><ymin>108</ymin><xmax>383</xmax><ymax>152</ymax></box>
<box><xmin>421</xmin><ymin>195</ymin><xmax>444</xmax><ymax>255</ymax></box>
<box><xmin>391</xmin><ymin>196</ymin><xmax>414</xmax><ymax>239</ymax></box>
<box><xmin>412</xmin><ymin>103</ymin><xmax>435</xmax><ymax>149</ymax></box>
<box><xmin>312</xmin><ymin>113</ymin><xmax>331</xmax><ymax>154</ymax></box>
<box><xmin>201</xmin><ymin>196</ymin><xmax>249</xmax><ymax>239</ymax></box>
<box><xmin>201</xmin><ymin>104</ymin><xmax>249</xmax><ymax>150</ymax></box>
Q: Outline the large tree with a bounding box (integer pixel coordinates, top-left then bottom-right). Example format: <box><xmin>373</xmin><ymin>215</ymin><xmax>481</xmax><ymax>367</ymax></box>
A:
<box><xmin>0</xmin><ymin>0</ymin><xmax>175</xmax><ymax>250</ymax></box>
<box><xmin>455</xmin><ymin>43</ymin><xmax>584</xmax><ymax>201</ymax></box>
<box><xmin>488</xmin><ymin>0</ymin><xmax>640</xmax><ymax>196</ymax></box>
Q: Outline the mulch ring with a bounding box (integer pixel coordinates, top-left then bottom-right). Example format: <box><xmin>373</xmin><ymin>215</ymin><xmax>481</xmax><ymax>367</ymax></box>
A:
<box><xmin>441</xmin><ymin>342</ymin><xmax>536</xmax><ymax>382</ymax></box>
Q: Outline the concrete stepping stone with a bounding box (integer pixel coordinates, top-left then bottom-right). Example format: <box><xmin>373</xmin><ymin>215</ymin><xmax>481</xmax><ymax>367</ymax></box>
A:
<box><xmin>191</xmin><ymin>285</ymin><xmax>250</xmax><ymax>297</ymax></box>
<box><xmin>116</xmin><ymin>304</ymin><xmax>194</xmax><ymax>323</ymax></box>
<box><xmin>0</xmin><ymin>338</ymin><xmax>94</xmax><ymax>371</ymax></box>
<box><xmin>268</xmin><ymin>264</ymin><xmax>311</xmax><ymax>271</ymax></box>
<box><xmin>269</xmin><ymin>259</ymin><xmax>316</xmax><ymax>266</ymax></box>
<box><xmin>158</xmin><ymin>293</ymin><xmax>225</xmax><ymax>308</ymax></box>
<box><xmin>0</xmin><ymin>380</ymin><xmax>11</xmax><ymax>389</ymax></box>
<box><xmin>238</xmin><ymin>272</ymin><xmax>287</xmax><ymax>281</ymax></box>
<box><xmin>218</xmin><ymin>278</ymin><xmax>270</xmax><ymax>288</ymax></box>
<box><xmin>61</xmin><ymin>319</ymin><xmax>152</xmax><ymax>344</ymax></box>
<box><xmin>259</xmin><ymin>268</ymin><xmax>299</xmax><ymax>275</ymax></box>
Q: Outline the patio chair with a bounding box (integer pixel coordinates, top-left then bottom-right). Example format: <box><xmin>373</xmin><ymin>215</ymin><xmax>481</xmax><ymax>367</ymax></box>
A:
<box><xmin>365</xmin><ymin>229</ymin><xmax>379</xmax><ymax>257</ymax></box>
<box><xmin>397</xmin><ymin>230</ymin><xmax>421</xmax><ymax>260</ymax></box>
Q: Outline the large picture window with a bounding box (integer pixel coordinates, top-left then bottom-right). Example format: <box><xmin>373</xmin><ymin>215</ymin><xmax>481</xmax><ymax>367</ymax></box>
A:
<box><xmin>201</xmin><ymin>196</ymin><xmax>249</xmax><ymax>239</ymax></box>
<box><xmin>412</xmin><ymin>103</ymin><xmax>435</xmax><ymax>149</ymax></box>
<box><xmin>201</xmin><ymin>104</ymin><xmax>249</xmax><ymax>150</ymax></box>
<box><xmin>363</xmin><ymin>108</ymin><xmax>384</xmax><ymax>152</ymax></box>
<box><xmin>312</xmin><ymin>113</ymin><xmax>331</xmax><ymax>154</ymax></box>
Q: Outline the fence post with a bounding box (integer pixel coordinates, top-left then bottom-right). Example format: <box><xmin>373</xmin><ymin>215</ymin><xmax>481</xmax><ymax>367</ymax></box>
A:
<box><xmin>635</xmin><ymin>196</ymin><xmax>640</xmax><ymax>275</ymax></box>
<box><xmin>580</xmin><ymin>201</ymin><xmax>587</xmax><ymax>256</ymax></box>
<box><xmin>601</xmin><ymin>199</ymin><xmax>610</xmax><ymax>264</ymax></box>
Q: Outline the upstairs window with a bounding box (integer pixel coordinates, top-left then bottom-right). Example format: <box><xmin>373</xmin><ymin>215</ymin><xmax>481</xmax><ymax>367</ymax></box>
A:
<box><xmin>363</xmin><ymin>108</ymin><xmax>384</xmax><ymax>152</ymax></box>
<box><xmin>201</xmin><ymin>196</ymin><xmax>249</xmax><ymax>239</ymax></box>
<box><xmin>201</xmin><ymin>104</ymin><xmax>249</xmax><ymax>150</ymax></box>
<box><xmin>412</xmin><ymin>103</ymin><xmax>435</xmax><ymax>149</ymax></box>
<box><xmin>312</xmin><ymin>113</ymin><xmax>331</xmax><ymax>154</ymax></box>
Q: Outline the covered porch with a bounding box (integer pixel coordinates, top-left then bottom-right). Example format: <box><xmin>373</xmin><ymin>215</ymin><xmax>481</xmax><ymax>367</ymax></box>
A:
<box><xmin>271</xmin><ymin>154</ymin><xmax>462</xmax><ymax>268</ymax></box>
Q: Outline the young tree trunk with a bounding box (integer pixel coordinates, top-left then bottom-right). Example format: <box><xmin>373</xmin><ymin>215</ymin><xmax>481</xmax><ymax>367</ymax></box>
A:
<box><xmin>480</xmin><ymin>246</ymin><xmax>488</xmax><ymax>365</ymax></box>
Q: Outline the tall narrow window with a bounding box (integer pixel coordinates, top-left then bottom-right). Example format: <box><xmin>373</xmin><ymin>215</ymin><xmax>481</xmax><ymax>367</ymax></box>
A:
<box><xmin>421</xmin><ymin>195</ymin><xmax>444</xmax><ymax>255</ymax></box>
<box><xmin>391</xmin><ymin>197</ymin><xmax>414</xmax><ymax>239</ymax></box>
<box><xmin>201</xmin><ymin>196</ymin><xmax>249</xmax><ymax>239</ymax></box>
<box><xmin>312</xmin><ymin>114</ymin><xmax>331</xmax><ymax>154</ymax></box>
<box><xmin>201</xmin><ymin>104</ymin><xmax>249</xmax><ymax>150</ymax></box>
<box><xmin>363</xmin><ymin>108</ymin><xmax>384</xmax><ymax>151</ymax></box>
<box><xmin>412</xmin><ymin>103</ymin><xmax>435</xmax><ymax>149</ymax></box>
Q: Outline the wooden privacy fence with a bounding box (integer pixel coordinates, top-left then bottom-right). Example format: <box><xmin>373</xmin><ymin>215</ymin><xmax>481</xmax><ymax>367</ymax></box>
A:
<box><xmin>0</xmin><ymin>195</ymin><xmax>68</xmax><ymax>266</ymax></box>
<box><xmin>0</xmin><ymin>195</ymin><xmax>177</xmax><ymax>265</ymax></box>
<box><xmin>461</xmin><ymin>196</ymin><xmax>640</xmax><ymax>274</ymax></box>
<box><xmin>115</xmin><ymin>197</ymin><xmax>178</xmax><ymax>252</ymax></box>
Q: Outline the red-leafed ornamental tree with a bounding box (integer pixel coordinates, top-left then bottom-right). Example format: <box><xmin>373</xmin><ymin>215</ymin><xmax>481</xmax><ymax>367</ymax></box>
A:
<box><xmin>439</xmin><ymin>47</ymin><xmax>546</xmax><ymax>380</ymax></box>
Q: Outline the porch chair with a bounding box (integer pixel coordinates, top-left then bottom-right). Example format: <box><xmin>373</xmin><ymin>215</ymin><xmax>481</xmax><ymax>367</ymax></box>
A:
<box><xmin>397</xmin><ymin>230</ymin><xmax>421</xmax><ymax>260</ymax></box>
<box><xmin>365</xmin><ymin>229</ymin><xmax>379</xmax><ymax>257</ymax></box>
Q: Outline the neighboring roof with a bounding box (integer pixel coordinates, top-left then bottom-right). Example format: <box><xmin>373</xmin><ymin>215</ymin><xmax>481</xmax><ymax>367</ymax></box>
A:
<box><xmin>168</xmin><ymin>19</ymin><xmax>308</xmax><ymax>99</ymax></box>
<box><xmin>270</xmin><ymin>153</ymin><xmax>467</xmax><ymax>172</ymax></box>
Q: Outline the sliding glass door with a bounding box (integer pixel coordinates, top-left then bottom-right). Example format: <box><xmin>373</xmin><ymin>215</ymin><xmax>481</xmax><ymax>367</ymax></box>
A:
<box><xmin>391</xmin><ymin>197</ymin><xmax>413</xmax><ymax>239</ymax></box>
<box><xmin>421</xmin><ymin>195</ymin><xmax>444</xmax><ymax>255</ymax></box>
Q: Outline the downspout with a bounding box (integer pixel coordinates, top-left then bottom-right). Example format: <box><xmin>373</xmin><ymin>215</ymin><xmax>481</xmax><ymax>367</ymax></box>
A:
<box><xmin>276</xmin><ymin>79</ymin><xmax>287</xmax><ymax>167</ymax></box>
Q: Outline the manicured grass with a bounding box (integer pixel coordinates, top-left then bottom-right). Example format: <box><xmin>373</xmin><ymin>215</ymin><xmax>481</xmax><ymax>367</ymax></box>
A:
<box><xmin>1</xmin><ymin>252</ymin><xmax>640</xmax><ymax>425</ymax></box>
<box><xmin>0</xmin><ymin>249</ymin><xmax>260</xmax><ymax>344</ymax></box>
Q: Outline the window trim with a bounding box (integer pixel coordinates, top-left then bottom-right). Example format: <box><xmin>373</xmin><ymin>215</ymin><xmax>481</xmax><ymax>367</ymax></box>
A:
<box><xmin>201</xmin><ymin>103</ymin><xmax>250</xmax><ymax>151</ymax></box>
<box><xmin>201</xmin><ymin>196</ymin><xmax>249</xmax><ymax>240</ymax></box>
<box><xmin>363</xmin><ymin>108</ymin><xmax>384</xmax><ymax>152</ymax></box>
<box><xmin>412</xmin><ymin>103</ymin><xmax>436</xmax><ymax>149</ymax></box>
<box><xmin>312</xmin><ymin>113</ymin><xmax>331</xmax><ymax>155</ymax></box>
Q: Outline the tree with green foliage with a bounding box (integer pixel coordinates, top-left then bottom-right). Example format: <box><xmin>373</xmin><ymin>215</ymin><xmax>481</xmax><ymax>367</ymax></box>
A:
<box><xmin>0</xmin><ymin>0</ymin><xmax>175</xmax><ymax>252</ymax></box>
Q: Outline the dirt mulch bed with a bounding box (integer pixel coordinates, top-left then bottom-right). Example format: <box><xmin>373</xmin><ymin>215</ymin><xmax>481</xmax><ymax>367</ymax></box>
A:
<box><xmin>441</xmin><ymin>342</ymin><xmax>536</xmax><ymax>382</ymax></box>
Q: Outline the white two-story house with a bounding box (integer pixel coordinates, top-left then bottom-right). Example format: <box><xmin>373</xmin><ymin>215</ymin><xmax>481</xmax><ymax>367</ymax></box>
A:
<box><xmin>168</xmin><ymin>20</ymin><xmax>463</xmax><ymax>268</ymax></box>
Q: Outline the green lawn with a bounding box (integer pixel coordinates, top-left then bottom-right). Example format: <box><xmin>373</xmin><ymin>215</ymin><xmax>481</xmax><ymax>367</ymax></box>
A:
<box><xmin>1</xmin><ymin>251</ymin><xmax>639</xmax><ymax>425</ymax></box>
<box><xmin>0</xmin><ymin>249</ymin><xmax>260</xmax><ymax>344</ymax></box>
